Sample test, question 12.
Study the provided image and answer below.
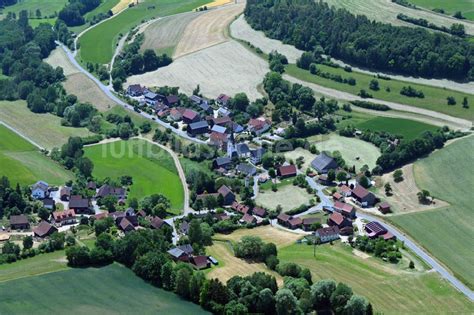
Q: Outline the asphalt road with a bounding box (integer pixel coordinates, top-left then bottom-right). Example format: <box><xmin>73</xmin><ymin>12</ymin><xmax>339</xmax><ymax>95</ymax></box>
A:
<box><xmin>304</xmin><ymin>176</ymin><xmax>474</xmax><ymax>301</ymax></box>
<box><xmin>57</xmin><ymin>42</ymin><xmax>206</xmax><ymax>145</ymax></box>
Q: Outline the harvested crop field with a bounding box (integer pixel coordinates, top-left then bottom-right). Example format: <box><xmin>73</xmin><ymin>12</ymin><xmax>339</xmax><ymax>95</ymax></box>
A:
<box><xmin>200</xmin><ymin>0</ymin><xmax>233</xmax><ymax>8</ymax></box>
<box><xmin>111</xmin><ymin>0</ymin><xmax>133</xmax><ymax>14</ymax></box>
<box><xmin>230</xmin><ymin>15</ymin><xmax>304</xmax><ymax>63</ymax></box>
<box><xmin>63</xmin><ymin>73</ymin><xmax>115</xmax><ymax>112</ymax></box>
<box><xmin>126</xmin><ymin>41</ymin><xmax>269</xmax><ymax>100</ymax></box>
<box><xmin>321</xmin><ymin>0</ymin><xmax>474</xmax><ymax>35</ymax></box>
<box><xmin>44</xmin><ymin>48</ymin><xmax>80</xmax><ymax>77</ymax></box>
<box><xmin>173</xmin><ymin>2</ymin><xmax>245</xmax><ymax>58</ymax></box>
<box><xmin>141</xmin><ymin>12</ymin><xmax>202</xmax><ymax>56</ymax></box>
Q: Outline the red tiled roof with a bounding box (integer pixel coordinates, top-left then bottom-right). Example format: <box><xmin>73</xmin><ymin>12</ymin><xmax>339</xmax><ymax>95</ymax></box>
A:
<box><xmin>352</xmin><ymin>185</ymin><xmax>370</xmax><ymax>199</ymax></box>
<box><xmin>379</xmin><ymin>202</ymin><xmax>391</xmax><ymax>210</ymax></box>
<box><xmin>231</xmin><ymin>201</ymin><xmax>249</xmax><ymax>214</ymax></box>
<box><xmin>191</xmin><ymin>255</ymin><xmax>209</xmax><ymax>268</ymax></box>
<box><xmin>277</xmin><ymin>213</ymin><xmax>290</xmax><ymax>222</ymax></box>
<box><xmin>183</xmin><ymin>109</ymin><xmax>198</xmax><ymax>120</ymax></box>
<box><xmin>252</xmin><ymin>207</ymin><xmax>266</xmax><ymax>217</ymax></box>
<box><xmin>217</xmin><ymin>185</ymin><xmax>233</xmax><ymax>197</ymax></box>
<box><xmin>329</xmin><ymin>212</ymin><xmax>345</xmax><ymax>225</ymax></box>
<box><xmin>241</xmin><ymin>213</ymin><xmax>256</xmax><ymax>224</ymax></box>
<box><xmin>289</xmin><ymin>217</ymin><xmax>302</xmax><ymax>227</ymax></box>
<box><xmin>278</xmin><ymin>165</ymin><xmax>297</xmax><ymax>177</ymax></box>
<box><xmin>334</xmin><ymin>201</ymin><xmax>354</xmax><ymax>214</ymax></box>
<box><xmin>52</xmin><ymin>209</ymin><xmax>76</xmax><ymax>221</ymax></box>
<box><xmin>210</xmin><ymin>132</ymin><xmax>228</xmax><ymax>142</ymax></box>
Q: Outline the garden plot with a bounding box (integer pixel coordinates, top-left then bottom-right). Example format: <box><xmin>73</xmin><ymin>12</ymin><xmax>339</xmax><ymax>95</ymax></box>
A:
<box><xmin>126</xmin><ymin>41</ymin><xmax>269</xmax><ymax>100</ymax></box>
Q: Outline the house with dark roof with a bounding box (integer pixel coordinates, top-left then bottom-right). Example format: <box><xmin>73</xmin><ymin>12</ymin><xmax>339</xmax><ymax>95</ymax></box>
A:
<box><xmin>333</xmin><ymin>201</ymin><xmax>356</xmax><ymax>219</ymax></box>
<box><xmin>190</xmin><ymin>255</ymin><xmax>210</xmax><ymax>270</ymax></box>
<box><xmin>209</xmin><ymin>116</ymin><xmax>232</xmax><ymax>128</ymax></box>
<box><xmin>165</xmin><ymin>95</ymin><xmax>180</xmax><ymax>107</ymax></box>
<box><xmin>182</xmin><ymin>109</ymin><xmax>200</xmax><ymax>124</ymax></box>
<box><xmin>42</xmin><ymin>198</ymin><xmax>55</xmax><ymax>210</ymax></box>
<box><xmin>278</xmin><ymin>165</ymin><xmax>297</xmax><ymax>178</ymax></box>
<box><xmin>302</xmin><ymin>217</ymin><xmax>320</xmax><ymax>231</ymax></box>
<box><xmin>211</xmin><ymin>125</ymin><xmax>227</xmax><ymax>134</ymax></box>
<box><xmin>187</xmin><ymin>121</ymin><xmax>209</xmax><ymax>136</ymax></box>
<box><xmin>315</xmin><ymin>226</ymin><xmax>340</xmax><ymax>243</ymax></box>
<box><xmin>209</xmin><ymin>132</ymin><xmax>228</xmax><ymax>150</ymax></box>
<box><xmin>378</xmin><ymin>202</ymin><xmax>391</xmax><ymax>214</ymax></box>
<box><xmin>168</xmin><ymin>248</ymin><xmax>189</xmax><ymax>262</ymax></box>
<box><xmin>51</xmin><ymin>209</ymin><xmax>76</xmax><ymax>226</ymax></box>
<box><xmin>217</xmin><ymin>185</ymin><xmax>235</xmax><ymax>205</ymax></box>
<box><xmin>214</xmin><ymin>212</ymin><xmax>230</xmax><ymax>221</ymax></box>
<box><xmin>250</xmin><ymin>147</ymin><xmax>265</xmax><ymax>164</ymax></box>
<box><xmin>216</xmin><ymin>94</ymin><xmax>231</xmax><ymax>106</ymax></box>
<box><xmin>60</xmin><ymin>186</ymin><xmax>71</xmax><ymax>201</ymax></box>
<box><xmin>87</xmin><ymin>181</ymin><xmax>97</xmax><ymax>190</ymax></box>
<box><xmin>180</xmin><ymin>221</ymin><xmax>190</xmax><ymax>234</ymax></box>
<box><xmin>248</xmin><ymin>118</ymin><xmax>271</xmax><ymax>135</ymax></box>
<box><xmin>31</xmin><ymin>181</ymin><xmax>49</xmax><ymax>199</ymax></box>
<box><xmin>277</xmin><ymin>213</ymin><xmax>291</xmax><ymax>227</ymax></box>
<box><xmin>352</xmin><ymin>185</ymin><xmax>376</xmax><ymax>207</ymax></box>
<box><xmin>96</xmin><ymin>185</ymin><xmax>126</xmax><ymax>200</ymax></box>
<box><xmin>252</xmin><ymin>207</ymin><xmax>267</xmax><ymax>218</ymax></box>
<box><xmin>118</xmin><ymin>217</ymin><xmax>136</xmax><ymax>233</ymax></box>
<box><xmin>231</xmin><ymin>201</ymin><xmax>250</xmax><ymax>214</ymax></box>
<box><xmin>178</xmin><ymin>244</ymin><xmax>194</xmax><ymax>256</ymax></box>
<box><xmin>33</xmin><ymin>221</ymin><xmax>58</xmax><ymax>238</ymax></box>
<box><xmin>144</xmin><ymin>91</ymin><xmax>164</xmax><ymax>105</ymax></box>
<box><xmin>213</xmin><ymin>156</ymin><xmax>232</xmax><ymax>170</ymax></box>
<box><xmin>327</xmin><ymin>212</ymin><xmax>352</xmax><ymax>229</ymax></box>
<box><xmin>150</xmin><ymin>217</ymin><xmax>170</xmax><ymax>230</ymax></box>
<box><xmin>311</xmin><ymin>153</ymin><xmax>338</xmax><ymax>174</ymax></box>
<box><xmin>288</xmin><ymin>217</ymin><xmax>303</xmax><ymax>230</ymax></box>
<box><xmin>364</xmin><ymin>221</ymin><xmax>395</xmax><ymax>240</ymax></box>
<box><xmin>68</xmin><ymin>195</ymin><xmax>91</xmax><ymax>214</ymax></box>
<box><xmin>9</xmin><ymin>215</ymin><xmax>30</xmax><ymax>230</ymax></box>
<box><xmin>235</xmin><ymin>143</ymin><xmax>251</xmax><ymax>158</ymax></box>
<box><xmin>127</xmin><ymin>84</ymin><xmax>145</xmax><ymax>97</ymax></box>
<box><xmin>236</xmin><ymin>163</ymin><xmax>256</xmax><ymax>177</ymax></box>
<box><xmin>240</xmin><ymin>213</ymin><xmax>257</xmax><ymax>225</ymax></box>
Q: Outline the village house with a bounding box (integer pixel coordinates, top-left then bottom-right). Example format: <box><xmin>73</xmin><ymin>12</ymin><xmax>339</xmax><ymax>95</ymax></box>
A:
<box><xmin>178</xmin><ymin>244</ymin><xmax>194</xmax><ymax>256</ymax></box>
<box><xmin>150</xmin><ymin>217</ymin><xmax>170</xmax><ymax>230</ymax></box>
<box><xmin>318</xmin><ymin>174</ymin><xmax>331</xmax><ymax>185</ymax></box>
<box><xmin>165</xmin><ymin>95</ymin><xmax>180</xmax><ymax>107</ymax></box>
<box><xmin>288</xmin><ymin>217</ymin><xmax>303</xmax><ymax>230</ymax></box>
<box><xmin>51</xmin><ymin>209</ymin><xmax>76</xmax><ymax>226</ymax></box>
<box><xmin>168</xmin><ymin>247</ymin><xmax>189</xmax><ymax>262</ymax></box>
<box><xmin>216</xmin><ymin>94</ymin><xmax>231</xmax><ymax>107</ymax></box>
<box><xmin>231</xmin><ymin>201</ymin><xmax>250</xmax><ymax>215</ymax></box>
<box><xmin>278</xmin><ymin>165</ymin><xmax>297</xmax><ymax>178</ymax></box>
<box><xmin>33</xmin><ymin>221</ymin><xmax>58</xmax><ymax>238</ymax></box>
<box><xmin>211</xmin><ymin>125</ymin><xmax>227</xmax><ymax>134</ymax></box>
<box><xmin>180</xmin><ymin>221</ymin><xmax>190</xmax><ymax>235</ymax></box>
<box><xmin>236</xmin><ymin>163</ymin><xmax>257</xmax><ymax>177</ymax></box>
<box><xmin>96</xmin><ymin>185</ymin><xmax>126</xmax><ymax>200</ymax></box>
<box><xmin>250</xmin><ymin>147</ymin><xmax>265</xmax><ymax>164</ymax></box>
<box><xmin>31</xmin><ymin>181</ymin><xmax>49</xmax><ymax>199</ymax></box>
<box><xmin>169</xmin><ymin>108</ymin><xmax>183</xmax><ymax>121</ymax></box>
<box><xmin>94</xmin><ymin>212</ymin><xmax>109</xmax><ymax>220</ymax></box>
<box><xmin>118</xmin><ymin>217</ymin><xmax>136</xmax><ymax>233</ymax></box>
<box><xmin>277</xmin><ymin>213</ymin><xmax>291</xmax><ymax>227</ymax></box>
<box><xmin>247</xmin><ymin>117</ymin><xmax>271</xmax><ymax>135</ymax></box>
<box><xmin>190</xmin><ymin>255</ymin><xmax>211</xmax><ymax>270</ymax></box>
<box><xmin>60</xmin><ymin>186</ymin><xmax>71</xmax><ymax>201</ymax></box>
<box><xmin>378</xmin><ymin>202</ymin><xmax>391</xmax><ymax>214</ymax></box>
<box><xmin>339</xmin><ymin>184</ymin><xmax>352</xmax><ymax>197</ymax></box>
<box><xmin>333</xmin><ymin>201</ymin><xmax>356</xmax><ymax>219</ymax></box>
<box><xmin>311</xmin><ymin>153</ymin><xmax>338</xmax><ymax>174</ymax></box>
<box><xmin>240</xmin><ymin>213</ymin><xmax>257</xmax><ymax>225</ymax></box>
<box><xmin>252</xmin><ymin>207</ymin><xmax>267</xmax><ymax>218</ymax></box>
<box><xmin>209</xmin><ymin>132</ymin><xmax>228</xmax><ymax>150</ymax></box>
<box><xmin>69</xmin><ymin>195</ymin><xmax>91</xmax><ymax>214</ymax></box>
<box><xmin>182</xmin><ymin>109</ymin><xmax>200</xmax><ymax>124</ymax></box>
<box><xmin>9</xmin><ymin>215</ymin><xmax>30</xmax><ymax>230</ymax></box>
<box><xmin>235</xmin><ymin>143</ymin><xmax>251</xmax><ymax>158</ymax></box>
<box><xmin>217</xmin><ymin>185</ymin><xmax>236</xmax><ymax>205</ymax></box>
<box><xmin>187</xmin><ymin>121</ymin><xmax>209</xmax><ymax>137</ymax></box>
<box><xmin>87</xmin><ymin>181</ymin><xmax>97</xmax><ymax>190</ymax></box>
<box><xmin>364</xmin><ymin>221</ymin><xmax>395</xmax><ymax>240</ymax></box>
<box><xmin>352</xmin><ymin>185</ymin><xmax>376</xmax><ymax>207</ymax></box>
<box><xmin>42</xmin><ymin>198</ymin><xmax>55</xmax><ymax>210</ymax></box>
<box><xmin>214</xmin><ymin>212</ymin><xmax>230</xmax><ymax>221</ymax></box>
<box><xmin>213</xmin><ymin>156</ymin><xmax>232</xmax><ymax>170</ymax></box>
<box><xmin>144</xmin><ymin>91</ymin><xmax>164</xmax><ymax>105</ymax></box>
<box><xmin>126</xmin><ymin>84</ymin><xmax>145</xmax><ymax>97</ymax></box>
<box><xmin>209</xmin><ymin>116</ymin><xmax>232</xmax><ymax>128</ymax></box>
<box><xmin>302</xmin><ymin>217</ymin><xmax>320</xmax><ymax>231</ymax></box>
<box><xmin>332</xmin><ymin>192</ymin><xmax>344</xmax><ymax>201</ymax></box>
<box><xmin>315</xmin><ymin>226</ymin><xmax>340</xmax><ymax>243</ymax></box>
<box><xmin>327</xmin><ymin>212</ymin><xmax>352</xmax><ymax>229</ymax></box>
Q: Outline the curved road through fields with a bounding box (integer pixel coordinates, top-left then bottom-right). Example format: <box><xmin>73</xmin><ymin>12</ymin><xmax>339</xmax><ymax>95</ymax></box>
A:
<box><xmin>304</xmin><ymin>176</ymin><xmax>474</xmax><ymax>301</ymax></box>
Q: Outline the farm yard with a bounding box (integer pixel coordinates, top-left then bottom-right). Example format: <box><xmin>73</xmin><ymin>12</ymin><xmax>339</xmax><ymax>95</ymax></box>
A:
<box><xmin>84</xmin><ymin>139</ymin><xmax>184</xmax><ymax>211</ymax></box>
<box><xmin>0</xmin><ymin>264</ymin><xmax>208</xmax><ymax>314</ymax></box>
<box><xmin>255</xmin><ymin>182</ymin><xmax>314</xmax><ymax>212</ymax></box>
<box><xmin>310</xmin><ymin>134</ymin><xmax>380</xmax><ymax>170</ymax></box>
<box><xmin>0</xmin><ymin>101</ymin><xmax>92</xmax><ymax>150</ymax></box>
<box><xmin>408</xmin><ymin>0</ymin><xmax>474</xmax><ymax>21</ymax></box>
<box><xmin>320</xmin><ymin>0</ymin><xmax>474</xmax><ymax>35</ymax></box>
<box><xmin>140</xmin><ymin>12</ymin><xmax>202</xmax><ymax>57</ymax></box>
<box><xmin>279</xmin><ymin>243</ymin><xmax>474</xmax><ymax>314</ymax></box>
<box><xmin>230</xmin><ymin>15</ymin><xmax>304</xmax><ymax>63</ymax></box>
<box><xmin>78</xmin><ymin>0</ymin><xmax>209</xmax><ymax>64</ymax></box>
<box><xmin>286</xmin><ymin>64</ymin><xmax>474</xmax><ymax>122</ymax></box>
<box><xmin>173</xmin><ymin>2</ymin><xmax>245</xmax><ymax>58</ymax></box>
<box><xmin>0</xmin><ymin>125</ymin><xmax>73</xmax><ymax>186</ymax></box>
<box><xmin>390</xmin><ymin>135</ymin><xmax>474</xmax><ymax>289</ymax></box>
<box><xmin>126</xmin><ymin>41</ymin><xmax>269</xmax><ymax>100</ymax></box>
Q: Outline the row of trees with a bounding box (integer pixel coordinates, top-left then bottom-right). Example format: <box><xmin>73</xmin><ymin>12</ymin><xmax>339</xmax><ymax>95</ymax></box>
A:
<box><xmin>245</xmin><ymin>0</ymin><xmax>474</xmax><ymax>80</ymax></box>
<box><xmin>58</xmin><ymin>0</ymin><xmax>101</xmax><ymax>26</ymax></box>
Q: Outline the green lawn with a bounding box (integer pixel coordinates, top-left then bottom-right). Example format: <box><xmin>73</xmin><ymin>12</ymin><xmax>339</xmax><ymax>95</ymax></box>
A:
<box><xmin>0</xmin><ymin>125</ymin><xmax>73</xmax><ymax>186</ymax></box>
<box><xmin>79</xmin><ymin>0</ymin><xmax>209</xmax><ymax>64</ymax></box>
<box><xmin>286</xmin><ymin>64</ymin><xmax>474</xmax><ymax>121</ymax></box>
<box><xmin>355</xmin><ymin>116</ymin><xmax>439</xmax><ymax>141</ymax></box>
<box><xmin>84</xmin><ymin>139</ymin><xmax>184</xmax><ymax>210</ymax></box>
<box><xmin>408</xmin><ymin>0</ymin><xmax>474</xmax><ymax>21</ymax></box>
<box><xmin>70</xmin><ymin>0</ymin><xmax>121</xmax><ymax>34</ymax></box>
<box><xmin>390</xmin><ymin>135</ymin><xmax>474</xmax><ymax>289</ymax></box>
<box><xmin>279</xmin><ymin>243</ymin><xmax>474</xmax><ymax>314</ymax></box>
<box><xmin>0</xmin><ymin>263</ymin><xmax>209</xmax><ymax>314</ymax></box>
<box><xmin>0</xmin><ymin>0</ymin><xmax>67</xmax><ymax>17</ymax></box>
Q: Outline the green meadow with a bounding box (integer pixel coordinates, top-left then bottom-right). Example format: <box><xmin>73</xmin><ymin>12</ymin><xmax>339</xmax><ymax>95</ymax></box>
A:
<box><xmin>0</xmin><ymin>125</ymin><xmax>73</xmax><ymax>186</ymax></box>
<box><xmin>84</xmin><ymin>139</ymin><xmax>184</xmax><ymax>211</ymax></box>
<box><xmin>79</xmin><ymin>0</ymin><xmax>209</xmax><ymax>64</ymax></box>
<box><xmin>70</xmin><ymin>0</ymin><xmax>121</xmax><ymax>34</ymax></box>
<box><xmin>0</xmin><ymin>263</ymin><xmax>209</xmax><ymax>314</ymax></box>
<box><xmin>286</xmin><ymin>64</ymin><xmax>474</xmax><ymax>121</ymax></box>
<box><xmin>408</xmin><ymin>0</ymin><xmax>474</xmax><ymax>21</ymax></box>
<box><xmin>390</xmin><ymin>135</ymin><xmax>474</xmax><ymax>289</ymax></box>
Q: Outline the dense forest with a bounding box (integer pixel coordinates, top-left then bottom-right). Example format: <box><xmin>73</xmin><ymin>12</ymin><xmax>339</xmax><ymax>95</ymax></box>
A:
<box><xmin>245</xmin><ymin>0</ymin><xmax>474</xmax><ymax>81</ymax></box>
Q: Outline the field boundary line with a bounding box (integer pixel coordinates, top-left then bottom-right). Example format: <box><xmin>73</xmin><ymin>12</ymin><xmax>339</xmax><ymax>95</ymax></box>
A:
<box><xmin>0</xmin><ymin>266</ymin><xmax>70</xmax><ymax>284</ymax></box>
<box><xmin>0</xmin><ymin>121</ymin><xmax>44</xmax><ymax>151</ymax></box>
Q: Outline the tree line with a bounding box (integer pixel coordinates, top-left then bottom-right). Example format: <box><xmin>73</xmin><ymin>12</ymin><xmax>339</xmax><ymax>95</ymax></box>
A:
<box><xmin>58</xmin><ymin>0</ymin><xmax>101</xmax><ymax>27</ymax></box>
<box><xmin>245</xmin><ymin>0</ymin><xmax>474</xmax><ymax>81</ymax></box>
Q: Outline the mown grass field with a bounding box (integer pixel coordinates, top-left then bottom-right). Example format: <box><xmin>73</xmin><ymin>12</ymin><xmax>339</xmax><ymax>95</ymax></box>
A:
<box><xmin>0</xmin><ymin>0</ymin><xmax>67</xmax><ymax>18</ymax></box>
<box><xmin>255</xmin><ymin>183</ymin><xmax>314</xmax><ymax>212</ymax></box>
<box><xmin>79</xmin><ymin>0</ymin><xmax>209</xmax><ymax>64</ymax></box>
<box><xmin>84</xmin><ymin>139</ymin><xmax>184</xmax><ymax>210</ymax></box>
<box><xmin>408</xmin><ymin>0</ymin><xmax>474</xmax><ymax>21</ymax></box>
<box><xmin>0</xmin><ymin>100</ymin><xmax>92</xmax><ymax>150</ymax></box>
<box><xmin>311</xmin><ymin>133</ymin><xmax>380</xmax><ymax>170</ymax></box>
<box><xmin>0</xmin><ymin>264</ymin><xmax>208</xmax><ymax>314</ymax></box>
<box><xmin>355</xmin><ymin>116</ymin><xmax>439</xmax><ymax>141</ymax></box>
<box><xmin>286</xmin><ymin>64</ymin><xmax>474</xmax><ymax>121</ymax></box>
<box><xmin>390</xmin><ymin>135</ymin><xmax>474</xmax><ymax>289</ymax></box>
<box><xmin>0</xmin><ymin>125</ymin><xmax>73</xmax><ymax>186</ymax></box>
<box><xmin>279</xmin><ymin>243</ymin><xmax>474</xmax><ymax>314</ymax></box>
